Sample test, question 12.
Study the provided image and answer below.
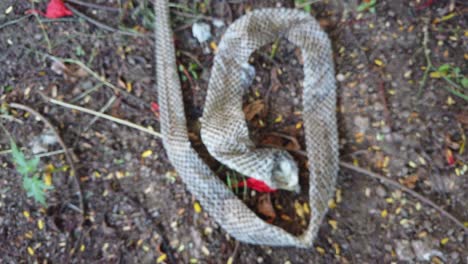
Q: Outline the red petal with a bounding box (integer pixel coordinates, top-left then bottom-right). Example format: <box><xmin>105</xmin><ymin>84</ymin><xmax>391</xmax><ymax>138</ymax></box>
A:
<box><xmin>151</xmin><ymin>102</ymin><xmax>160</xmax><ymax>112</ymax></box>
<box><xmin>236</xmin><ymin>178</ymin><xmax>277</xmax><ymax>193</ymax></box>
<box><xmin>44</xmin><ymin>0</ymin><xmax>73</xmax><ymax>19</ymax></box>
<box><xmin>446</xmin><ymin>149</ymin><xmax>455</xmax><ymax>165</ymax></box>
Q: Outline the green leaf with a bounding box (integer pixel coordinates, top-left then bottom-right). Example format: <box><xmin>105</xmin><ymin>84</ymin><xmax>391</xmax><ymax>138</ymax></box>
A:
<box><xmin>462</xmin><ymin>77</ymin><xmax>468</xmax><ymax>89</ymax></box>
<box><xmin>453</xmin><ymin>67</ymin><xmax>461</xmax><ymax>77</ymax></box>
<box><xmin>23</xmin><ymin>175</ymin><xmax>53</xmax><ymax>206</ymax></box>
<box><xmin>357</xmin><ymin>0</ymin><xmax>377</xmax><ymax>12</ymax></box>
<box><xmin>437</xmin><ymin>64</ymin><xmax>451</xmax><ymax>73</ymax></box>
<box><xmin>10</xmin><ymin>141</ymin><xmax>39</xmax><ymax>176</ymax></box>
<box><xmin>10</xmin><ymin>141</ymin><xmax>29</xmax><ymax>175</ymax></box>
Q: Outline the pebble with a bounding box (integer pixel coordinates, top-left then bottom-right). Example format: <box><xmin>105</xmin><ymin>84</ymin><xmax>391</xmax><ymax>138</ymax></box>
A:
<box><xmin>212</xmin><ymin>19</ymin><xmax>225</xmax><ymax>28</ymax></box>
<box><xmin>192</xmin><ymin>22</ymin><xmax>212</xmax><ymax>43</ymax></box>
<box><xmin>376</xmin><ymin>186</ymin><xmax>387</xmax><ymax>197</ymax></box>
<box><xmin>411</xmin><ymin>240</ymin><xmax>444</xmax><ymax>261</ymax></box>
<box><xmin>240</xmin><ymin>63</ymin><xmax>256</xmax><ymax>88</ymax></box>
<box><xmin>354</xmin><ymin>116</ymin><xmax>369</xmax><ymax>132</ymax></box>
<box><xmin>336</xmin><ymin>73</ymin><xmax>345</xmax><ymax>82</ymax></box>
<box><xmin>395</xmin><ymin>240</ymin><xmax>415</xmax><ymax>261</ymax></box>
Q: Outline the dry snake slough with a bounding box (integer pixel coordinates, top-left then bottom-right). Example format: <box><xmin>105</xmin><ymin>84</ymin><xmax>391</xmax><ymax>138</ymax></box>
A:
<box><xmin>155</xmin><ymin>0</ymin><xmax>338</xmax><ymax>247</ymax></box>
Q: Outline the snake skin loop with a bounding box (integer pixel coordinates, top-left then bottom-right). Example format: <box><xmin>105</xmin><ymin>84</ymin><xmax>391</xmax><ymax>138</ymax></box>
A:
<box><xmin>155</xmin><ymin>0</ymin><xmax>338</xmax><ymax>247</ymax></box>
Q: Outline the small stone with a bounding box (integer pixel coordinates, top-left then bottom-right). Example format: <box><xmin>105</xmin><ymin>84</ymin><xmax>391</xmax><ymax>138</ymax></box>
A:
<box><xmin>240</xmin><ymin>63</ymin><xmax>256</xmax><ymax>88</ymax></box>
<box><xmin>354</xmin><ymin>116</ymin><xmax>369</xmax><ymax>133</ymax></box>
<box><xmin>395</xmin><ymin>240</ymin><xmax>415</xmax><ymax>262</ymax></box>
<box><xmin>336</xmin><ymin>73</ymin><xmax>345</xmax><ymax>82</ymax></box>
<box><xmin>376</xmin><ymin>186</ymin><xmax>387</xmax><ymax>197</ymax></box>
<box><xmin>192</xmin><ymin>22</ymin><xmax>212</xmax><ymax>43</ymax></box>
<box><xmin>212</xmin><ymin>19</ymin><xmax>225</xmax><ymax>28</ymax></box>
<box><xmin>411</xmin><ymin>240</ymin><xmax>444</xmax><ymax>261</ymax></box>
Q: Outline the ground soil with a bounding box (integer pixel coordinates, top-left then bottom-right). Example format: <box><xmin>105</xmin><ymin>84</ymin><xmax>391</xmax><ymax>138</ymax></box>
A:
<box><xmin>0</xmin><ymin>0</ymin><xmax>467</xmax><ymax>263</ymax></box>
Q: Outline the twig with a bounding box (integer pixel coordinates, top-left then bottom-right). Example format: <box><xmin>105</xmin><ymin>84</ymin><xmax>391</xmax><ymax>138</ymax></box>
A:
<box><xmin>83</xmin><ymin>95</ymin><xmax>117</xmax><ymax>132</ymax></box>
<box><xmin>8</xmin><ymin>103</ymin><xmax>85</xmax><ymax>219</ymax></box>
<box><xmin>41</xmin><ymin>95</ymin><xmax>162</xmax><ymax>138</ymax></box>
<box><xmin>65</xmin><ymin>4</ymin><xmax>150</xmax><ymax>38</ymax></box>
<box><xmin>70</xmin><ymin>83</ymin><xmax>104</xmax><ymax>103</ymax></box>
<box><xmin>418</xmin><ymin>20</ymin><xmax>433</xmax><ymax>96</ymax></box>
<box><xmin>339</xmin><ymin>161</ymin><xmax>467</xmax><ymax>233</ymax></box>
<box><xmin>0</xmin><ymin>114</ymin><xmax>24</xmax><ymax>124</ymax></box>
<box><xmin>0</xmin><ymin>148</ymin><xmax>67</xmax><ymax>158</ymax></box>
<box><xmin>0</xmin><ymin>14</ymin><xmax>31</xmax><ymax>30</ymax></box>
<box><xmin>67</xmin><ymin>0</ymin><xmax>121</xmax><ymax>12</ymax></box>
<box><xmin>32</xmin><ymin>13</ymin><xmax>52</xmax><ymax>53</ymax></box>
<box><xmin>227</xmin><ymin>241</ymin><xmax>240</xmax><ymax>264</ymax></box>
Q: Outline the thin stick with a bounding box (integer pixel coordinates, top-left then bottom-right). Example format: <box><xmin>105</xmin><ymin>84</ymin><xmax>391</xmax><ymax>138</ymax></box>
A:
<box><xmin>8</xmin><ymin>103</ymin><xmax>85</xmax><ymax>218</ymax></box>
<box><xmin>0</xmin><ymin>14</ymin><xmax>31</xmax><ymax>30</ymax></box>
<box><xmin>83</xmin><ymin>95</ymin><xmax>117</xmax><ymax>132</ymax></box>
<box><xmin>65</xmin><ymin>4</ymin><xmax>150</xmax><ymax>38</ymax></box>
<box><xmin>339</xmin><ymin>161</ymin><xmax>467</xmax><ymax>233</ymax></box>
<box><xmin>418</xmin><ymin>20</ymin><xmax>432</xmax><ymax>97</ymax></box>
<box><xmin>33</xmin><ymin>13</ymin><xmax>52</xmax><ymax>53</ymax></box>
<box><xmin>41</xmin><ymin>95</ymin><xmax>162</xmax><ymax>138</ymax></box>
<box><xmin>0</xmin><ymin>148</ymin><xmax>67</xmax><ymax>158</ymax></box>
<box><xmin>67</xmin><ymin>0</ymin><xmax>121</xmax><ymax>12</ymax></box>
<box><xmin>227</xmin><ymin>241</ymin><xmax>240</xmax><ymax>264</ymax></box>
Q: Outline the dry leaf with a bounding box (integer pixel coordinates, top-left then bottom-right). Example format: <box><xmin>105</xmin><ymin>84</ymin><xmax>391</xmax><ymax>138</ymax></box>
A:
<box><xmin>257</xmin><ymin>193</ymin><xmax>276</xmax><ymax>221</ymax></box>
<box><xmin>261</xmin><ymin>135</ymin><xmax>285</xmax><ymax>148</ymax></box>
<box><xmin>270</xmin><ymin>67</ymin><xmax>281</xmax><ymax>93</ymax></box>
<box><xmin>399</xmin><ymin>175</ymin><xmax>419</xmax><ymax>189</ymax></box>
<box><xmin>243</xmin><ymin>100</ymin><xmax>264</xmax><ymax>121</ymax></box>
<box><xmin>455</xmin><ymin>112</ymin><xmax>468</xmax><ymax>125</ymax></box>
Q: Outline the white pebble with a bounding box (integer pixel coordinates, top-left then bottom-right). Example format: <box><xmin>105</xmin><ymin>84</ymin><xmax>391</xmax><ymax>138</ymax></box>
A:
<box><xmin>192</xmin><ymin>22</ymin><xmax>212</xmax><ymax>43</ymax></box>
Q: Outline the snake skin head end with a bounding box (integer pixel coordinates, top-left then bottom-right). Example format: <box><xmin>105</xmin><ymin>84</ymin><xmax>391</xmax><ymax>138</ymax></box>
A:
<box><xmin>271</xmin><ymin>151</ymin><xmax>300</xmax><ymax>193</ymax></box>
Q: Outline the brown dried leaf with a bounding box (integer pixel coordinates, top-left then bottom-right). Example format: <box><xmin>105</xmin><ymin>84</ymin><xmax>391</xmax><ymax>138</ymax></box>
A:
<box><xmin>62</xmin><ymin>63</ymin><xmax>89</xmax><ymax>79</ymax></box>
<box><xmin>260</xmin><ymin>135</ymin><xmax>285</xmax><ymax>148</ymax></box>
<box><xmin>399</xmin><ymin>175</ymin><xmax>419</xmax><ymax>189</ymax></box>
<box><xmin>456</xmin><ymin>112</ymin><xmax>468</xmax><ymax>125</ymax></box>
<box><xmin>270</xmin><ymin>67</ymin><xmax>281</xmax><ymax>93</ymax></box>
<box><xmin>243</xmin><ymin>100</ymin><xmax>264</xmax><ymax>121</ymax></box>
<box><xmin>257</xmin><ymin>193</ymin><xmax>276</xmax><ymax>221</ymax></box>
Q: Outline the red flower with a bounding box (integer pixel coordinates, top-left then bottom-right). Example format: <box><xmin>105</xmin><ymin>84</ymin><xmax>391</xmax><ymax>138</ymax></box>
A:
<box><xmin>235</xmin><ymin>178</ymin><xmax>277</xmax><ymax>193</ymax></box>
<box><xmin>151</xmin><ymin>102</ymin><xmax>160</xmax><ymax>112</ymax></box>
<box><xmin>26</xmin><ymin>0</ymin><xmax>73</xmax><ymax>19</ymax></box>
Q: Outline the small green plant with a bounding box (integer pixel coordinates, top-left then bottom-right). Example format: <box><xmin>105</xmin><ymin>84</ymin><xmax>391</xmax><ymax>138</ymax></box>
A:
<box><xmin>357</xmin><ymin>0</ymin><xmax>377</xmax><ymax>13</ymax></box>
<box><xmin>295</xmin><ymin>0</ymin><xmax>312</xmax><ymax>13</ymax></box>
<box><xmin>431</xmin><ymin>64</ymin><xmax>468</xmax><ymax>100</ymax></box>
<box><xmin>226</xmin><ymin>171</ymin><xmax>248</xmax><ymax>198</ymax></box>
<box><xmin>130</xmin><ymin>0</ymin><xmax>156</xmax><ymax>30</ymax></box>
<box><xmin>9</xmin><ymin>140</ymin><xmax>53</xmax><ymax>206</ymax></box>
